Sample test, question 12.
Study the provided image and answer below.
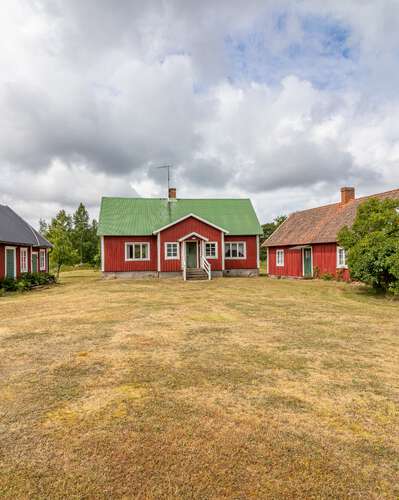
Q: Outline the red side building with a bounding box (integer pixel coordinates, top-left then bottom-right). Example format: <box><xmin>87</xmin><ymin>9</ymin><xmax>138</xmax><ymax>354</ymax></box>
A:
<box><xmin>98</xmin><ymin>189</ymin><xmax>262</xmax><ymax>280</ymax></box>
<box><xmin>263</xmin><ymin>187</ymin><xmax>399</xmax><ymax>280</ymax></box>
<box><xmin>0</xmin><ymin>205</ymin><xmax>52</xmax><ymax>280</ymax></box>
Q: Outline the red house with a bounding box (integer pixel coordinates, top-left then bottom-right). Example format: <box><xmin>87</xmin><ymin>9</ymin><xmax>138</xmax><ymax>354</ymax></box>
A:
<box><xmin>98</xmin><ymin>189</ymin><xmax>262</xmax><ymax>280</ymax></box>
<box><xmin>0</xmin><ymin>205</ymin><xmax>52</xmax><ymax>280</ymax></box>
<box><xmin>263</xmin><ymin>187</ymin><xmax>399</xmax><ymax>280</ymax></box>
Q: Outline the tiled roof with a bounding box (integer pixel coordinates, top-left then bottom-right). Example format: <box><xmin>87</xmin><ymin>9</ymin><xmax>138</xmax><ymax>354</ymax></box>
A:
<box><xmin>98</xmin><ymin>197</ymin><xmax>263</xmax><ymax>236</ymax></box>
<box><xmin>264</xmin><ymin>188</ymin><xmax>399</xmax><ymax>247</ymax></box>
<box><xmin>0</xmin><ymin>205</ymin><xmax>52</xmax><ymax>247</ymax></box>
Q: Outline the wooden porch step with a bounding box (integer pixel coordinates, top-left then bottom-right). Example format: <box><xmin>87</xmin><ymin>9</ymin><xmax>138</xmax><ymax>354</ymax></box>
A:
<box><xmin>186</xmin><ymin>268</ymin><xmax>208</xmax><ymax>280</ymax></box>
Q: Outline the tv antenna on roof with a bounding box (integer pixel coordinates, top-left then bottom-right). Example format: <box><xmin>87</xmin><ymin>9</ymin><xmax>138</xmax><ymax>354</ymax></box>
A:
<box><xmin>157</xmin><ymin>164</ymin><xmax>172</xmax><ymax>192</ymax></box>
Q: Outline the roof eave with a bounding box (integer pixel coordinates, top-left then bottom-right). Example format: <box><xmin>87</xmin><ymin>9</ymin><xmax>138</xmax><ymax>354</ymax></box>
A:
<box><xmin>152</xmin><ymin>213</ymin><xmax>230</xmax><ymax>235</ymax></box>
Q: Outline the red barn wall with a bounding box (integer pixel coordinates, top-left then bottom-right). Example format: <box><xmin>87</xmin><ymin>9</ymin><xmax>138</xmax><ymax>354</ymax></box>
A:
<box><xmin>0</xmin><ymin>245</ymin><xmax>4</xmax><ymax>279</ymax></box>
<box><xmin>224</xmin><ymin>235</ymin><xmax>258</xmax><ymax>269</ymax></box>
<box><xmin>268</xmin><ymin>243</ymin><xmax>351</xmax><ymax>281</ymax></box>
<box><xmin>0</xmin><ymin>245</ymin><xmax>49</xmax><ymax>280</ymax></box>
<box><xmin>159</xmin><ymin>217</ymin><xmax>223</xmax><ymax>272</ymax></box>
<box><xmin>313</xmin><ymin>243</ymin><xmax>350</xmax><ymax>280</ymax></box>
<box><xmin>268</xmin><ymin>246</ymin><xmax>302</xmax><ymax>277</ymax></box>
<box><xmin>104</xmin><ymin>236</ymin><xmax>157</xmax><ymax>272</ymax></box>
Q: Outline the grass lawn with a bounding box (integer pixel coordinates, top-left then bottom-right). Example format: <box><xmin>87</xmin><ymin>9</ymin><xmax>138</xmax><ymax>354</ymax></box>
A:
<box><xmin>0</xmin><ymin>271</ymin><xmax>398</xmax><ymax>498</ymax></box>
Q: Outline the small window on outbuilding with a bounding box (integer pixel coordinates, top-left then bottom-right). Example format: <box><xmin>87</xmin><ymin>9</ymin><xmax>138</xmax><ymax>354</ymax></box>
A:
<box><xmin>276</xmin><ymin>249</ymin><xmax>284</xmax><ymax>267</ymax></box>
<box><xmin>39</xmin><ymin>249</ymin><xmax>46</xmax><ymax>271</ymax></box>
<box><xmin>337</xmin><ymin>246</ymin><xmax>347</xmax><ymax>268</ymax></box>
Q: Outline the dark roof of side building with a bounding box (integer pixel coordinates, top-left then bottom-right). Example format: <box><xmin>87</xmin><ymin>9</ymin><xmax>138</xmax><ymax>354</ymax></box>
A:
<box><xmin>0</xmin><ymin>205</ymin><xmax>52</xmax><ymax>247</ymax></box>
<box><xmin>263</xmin><ymin>188</ymin><xmax>399</xmax><ymax>247</ymax></box>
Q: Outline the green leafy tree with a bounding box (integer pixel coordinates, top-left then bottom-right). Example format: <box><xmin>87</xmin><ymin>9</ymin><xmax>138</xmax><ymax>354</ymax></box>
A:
<box><xmin>86</xmin><ymin>219</ymin><xmax>100</xmax><ymax>265</ymax></box>
<box><xmin>260</xmin><ymin>215</ymin><xmax>287</xmax><ymax>260</ymax></box>
<box><xmin>45</xmin><ymin>210</ymin><xmax>78</xmax><ymax>278</ymax></box>
<box><xmin>39</xmin><ymin>218</ymin><xmax>48</xmax><ymax>235</ymax></box>
<box><xmin>338</xmin><ymin>198</ymin><xmax>399</xmax><ymax>294</ymax></box>
<box><xmin>72</xmin><ymin>203</ymin><xmax>90</xmax><ymax>265</ymax></box>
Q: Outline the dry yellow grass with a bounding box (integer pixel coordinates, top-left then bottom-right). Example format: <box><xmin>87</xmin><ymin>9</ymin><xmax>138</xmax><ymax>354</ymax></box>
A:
<box><xmin>0</xmin><ymin>270</ymin><xmax>398</xmax><ymax>498</ymax></box>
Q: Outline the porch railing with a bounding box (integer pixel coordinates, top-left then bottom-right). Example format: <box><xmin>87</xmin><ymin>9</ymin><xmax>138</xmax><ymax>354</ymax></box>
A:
<box><xmin>183</xmin><ymin>259</ymin><xmax>187</xmax><ymax>281</ymax></box>
<box><xmin>201</xmin><ymin>256</ymin><xmax>211</xmax><ymax>280</ymax></box>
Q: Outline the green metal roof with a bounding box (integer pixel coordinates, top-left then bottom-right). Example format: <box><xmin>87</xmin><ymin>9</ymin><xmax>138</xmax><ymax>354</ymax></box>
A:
<box><xmin>98</xmin><ymin>197</ymin><xmax>262</xmax><ymax>236</ymax></box>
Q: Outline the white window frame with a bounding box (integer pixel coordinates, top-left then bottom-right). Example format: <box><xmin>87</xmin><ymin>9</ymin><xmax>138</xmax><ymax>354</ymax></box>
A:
<box><xmin>165</xmin><ymin>242</ymin><xmax>180</xmax><ymax>260</ymax></box>
<box><xmin>205</xmin><ymin>242</ymin><xmax>218</xmax><ymax>259</ymax></box>
<box><xmin>125</xmin><ymin>242</ymin><xmax>150</xmax><ymax>261</ymax></box>
<box><xmin>276</xmin><ymin>249</ymin><xmax>284</xmax><ymax>267</ymax></box>
<box><xmin>20</xmin><ymin>247</ymin><xmax>29</xmax><ymax>273</ymax></box>
<box><xmin>336</xmin><ymin>246</ymin><xmax>348</xmax><ymax>269</ymax></box>
<box><xmin>224</xmin><ymin>241</ymin><xmax>246</xmax><ymax>260</ymax></box>
<box><xmin>39</xmin><ymin>249</ymin><xmax>46</xmax><ymax>271</ymax></box>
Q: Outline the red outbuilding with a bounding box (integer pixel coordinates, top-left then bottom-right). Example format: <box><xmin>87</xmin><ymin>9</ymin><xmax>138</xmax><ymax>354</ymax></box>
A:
<box><xmin>98</xmin><ymin>189</ymin><xmax>262</xmax><ymax>280</ymax></box>
<box><xmin>0</xmin><ymin>205</ymin><xmax>52</xmax><ymax>280</ymax></box>
<box><xmin>263</xmin><ymin>187</ymin><xmax>399</xmax><ymax>280</ymax></box>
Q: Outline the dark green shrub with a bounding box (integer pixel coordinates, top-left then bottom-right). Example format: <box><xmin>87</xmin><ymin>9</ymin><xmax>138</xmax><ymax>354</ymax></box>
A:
<box><xmin>0</xmin><ymin>272</ymin><xmax>56</xmax><ymax>295</ymax></box>
<box><xmin>321</xmin><ymin>273</ymin><xmax>334</xmax><ymax>281</ymax></box>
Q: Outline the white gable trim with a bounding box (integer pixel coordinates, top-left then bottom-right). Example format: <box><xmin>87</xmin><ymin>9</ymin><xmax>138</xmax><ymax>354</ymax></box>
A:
<box><xmin>178</xmin><ymin>232</ymin><xmax>209</xmax><ymax>242</ymax></box>
<box><xmin>153</xmin><ymin>213</ymin><xmax>229</xmax><ymax>235</ymax></box>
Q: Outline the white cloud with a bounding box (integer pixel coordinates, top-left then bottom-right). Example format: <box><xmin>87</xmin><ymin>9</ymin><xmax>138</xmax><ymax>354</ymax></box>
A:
<box><xmin>1</xmin><ymin>0</ymin><xmax>399</xmax><ymax>226</ymax></box>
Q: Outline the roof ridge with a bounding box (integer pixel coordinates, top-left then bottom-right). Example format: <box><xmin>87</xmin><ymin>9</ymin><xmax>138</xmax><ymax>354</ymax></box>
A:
<box><xmin>355</xmin><ymin>187</ymin><xmax>399</xmax><ymax>201</ymax></box>
<box><xmin>101</xmin><ymin>196</ymin><xmax>251</xmax><ymax>201</ymax></box>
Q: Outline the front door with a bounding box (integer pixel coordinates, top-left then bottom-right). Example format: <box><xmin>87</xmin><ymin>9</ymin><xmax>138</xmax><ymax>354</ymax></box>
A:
<box><xmin>6</xmin><ymin>248</ymin><xmax>16</xmax><ymax>279</ymax></box>
<box><xmin>186</xmin><ymin>242</ymin><xmax>197</xmax><ymax>268</ymax></box>
<box><xmin>32</xmin><ymin>253</ymin><xmax>38</xmax><ymax>273</ymax></box>
<box><xmin>303</xmin><ymin>247</ymin><xmax>312</xmax><ymax>277</ymax></box>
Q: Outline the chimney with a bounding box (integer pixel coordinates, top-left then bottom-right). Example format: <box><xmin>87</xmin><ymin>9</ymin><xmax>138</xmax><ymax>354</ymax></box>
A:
<box><xmin>168</xmin><ymin>187</ymin><xmax>176</xmax><ymax>200</ymax></box>
<box><xmin>341</xmin><ymin>187</ymin><xmax>355</xmax><ymax>205</ymax></box>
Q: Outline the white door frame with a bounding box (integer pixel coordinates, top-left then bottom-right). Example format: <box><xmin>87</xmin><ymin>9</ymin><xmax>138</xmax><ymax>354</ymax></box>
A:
<box><xmin>302</xmin><ymin>246</ymin><xmax>313</xmax><ymax>277</ymax></box>
<box><xmin>185</xmin><ymin>240</ymin><xmax>199</xmax><ymax>268</ymax></box>
<box><xmin>5</xmin><ymin>246</ymin><xmax>17</xmax><ymax>279</ymax></box>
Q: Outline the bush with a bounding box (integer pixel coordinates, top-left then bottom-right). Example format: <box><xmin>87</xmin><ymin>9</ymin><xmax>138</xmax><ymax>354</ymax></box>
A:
<box><xmin>321</xmin><ymin>273</ymin><xmax>334</xmax><ymax>281</ymax></box>
<box><xmin>338</xmin><ymin>198</ymin><xmax>399</xmax><ymax>295</ymax></box>
<box><xmin>0</xmin><ymin>272</ymin><xmax>56</xmax><ymax>295</ymax></box>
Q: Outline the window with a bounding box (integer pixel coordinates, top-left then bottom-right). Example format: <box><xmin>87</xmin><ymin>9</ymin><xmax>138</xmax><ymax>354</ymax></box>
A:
<box><xmin>165</xmin><ymin>242</ymin><xmax>179</xmax><ymax>260</ymax></box>
<box><xmin>20</xmin><ymin>248</ymin><xmax>28</xmax><ymax>273</ymax></box>
<box><xmin>125</xmin><ymin>242</ymin><xmax>150</xmax><ymax>261</ymax></box>
<box><xmin>205</xmin><ymin>242</ymin><xmax>218</xmax><ymax>259</ymax></box>
<box><xmin>225</xmin><ymin>242</ymin><xmax>246</xmax><ymax>259</ymax></box>
<box><xmin>276</xmin><ymin>249</ymin><xmax>284</xmax><ymax>267</ymax></box>
<box><xmin>337</xmin><ymin>246</ymin><xmax>347</xmax><ymax>268</ymax></box>
<box><xmin>39</xmin><ymin>249</ymin><xmax>46</xmax><ymax>271</ymax></box>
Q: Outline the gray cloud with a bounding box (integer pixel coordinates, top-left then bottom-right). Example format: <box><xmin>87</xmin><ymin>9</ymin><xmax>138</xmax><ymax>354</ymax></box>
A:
<box><xmin>1</xmin><ymin>0</ymin><xmax>399</xmax><ymax>225</ymax></box>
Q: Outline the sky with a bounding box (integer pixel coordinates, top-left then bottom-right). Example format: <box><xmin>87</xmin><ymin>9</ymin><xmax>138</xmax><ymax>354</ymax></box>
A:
<box><xmin>1</xmin><ymin>0</ymin><xmax>399</xmax><ymax>226</ymax></box>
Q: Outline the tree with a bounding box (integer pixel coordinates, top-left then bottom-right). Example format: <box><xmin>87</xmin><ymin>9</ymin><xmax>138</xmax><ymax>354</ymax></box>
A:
<box><xmin>72</xmin><ymin>203</ymin><xmax>90</xmax><ymax>265</ymax></box>
<box><xmin>260</xmin><ymin>215</ymin><xmax>287</xmax><ymax>260</ymax></box>
<box><xmin>338</xmin><ymin>198</ymin><xmax>399</xmax><ymax>294</ymax></box>
<box><xmin>45</xmin><ymin>210</ymin><xmax>78</xmax><ymax>278</ymax></box>
<box><xmin>39</xmin><ymin>218</ymin><xmax>48</xmax><ymax>235</ymax></box>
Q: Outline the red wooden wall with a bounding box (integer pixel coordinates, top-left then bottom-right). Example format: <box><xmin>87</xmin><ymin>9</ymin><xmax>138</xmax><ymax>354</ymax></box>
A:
<box><xmin>224</xmin><ymin>235</ymin><xmax>258</xmax><ymax>269</ymax></box>
<box><xmin>268</xmin><ymin>243</ymin><xmax>350</xmax><ymax>280</ymax></box>
<box><xmin>268</xmin><ymin>246</ymin><xmax>302</xmax><ymax>277</ymax></box>
<box><xmin>104</xmin><ymin>236</ymin><xmax>157</xmax><ymax>272</ymax></box>
<box><xmin>0</xmin><ymin>245</ymin><xmax>49</xmax><ymax>279</ymax></box>
<box><xmin>160</xmin><ymin>217</ymin><xmax>223</xmax><ymax>272</ymax></box>
<box><xmin>312</xmin><ymin>243</ymin><xmax>350</xmax><ymax>280</ymax></box>
<box><xmin>0</xmin><ymin>245</ymin><xmax>4</xmax><ymax>280</ymax></box>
